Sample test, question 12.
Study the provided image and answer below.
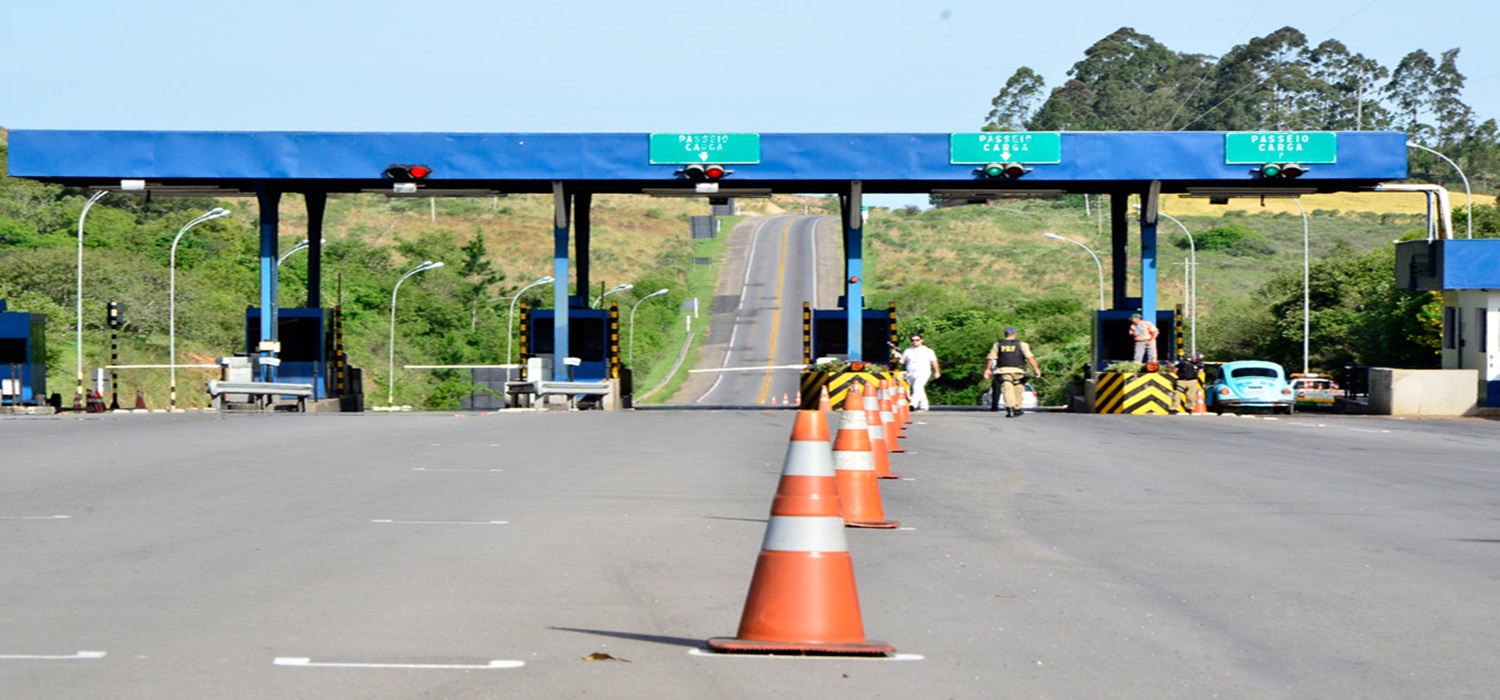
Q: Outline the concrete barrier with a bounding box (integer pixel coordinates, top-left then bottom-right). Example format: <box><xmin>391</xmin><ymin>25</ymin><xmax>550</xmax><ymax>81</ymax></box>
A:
<box><xmin>1368</xmin><ymin>368</ymin><xmax>1478</xmax><ymax>416</ymax></box>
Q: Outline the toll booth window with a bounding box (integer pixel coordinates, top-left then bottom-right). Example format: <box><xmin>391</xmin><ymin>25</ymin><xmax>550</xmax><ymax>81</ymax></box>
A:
<box><xmin>529</xmin><ymin>317</ymin><xmax>607</xmax><ymax>362</ymax></box>
<box><xmin>278</xmin><ymin>317</ymin><xmax>324</xmax><ymax>362</ymax></box>
<box><xmin>0</xmin><ymin>338</ymin><xmax>26</xmax><ymax>365</ymax></box>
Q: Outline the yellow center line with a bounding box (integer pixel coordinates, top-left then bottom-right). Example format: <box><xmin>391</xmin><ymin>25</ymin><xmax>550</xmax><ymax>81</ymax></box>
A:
<box><xmin>755</xmin><ymin>219</ymin><xmax>794</xmax><ymax>404</ymax></box>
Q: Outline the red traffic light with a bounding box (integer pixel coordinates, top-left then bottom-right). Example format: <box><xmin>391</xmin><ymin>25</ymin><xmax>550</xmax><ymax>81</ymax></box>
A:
<box><xmin>384</xmin><ymin>164</ymin><xmax>432</xmax><ymax>181</ymax></box>
<box><xmin>682</xmin><ymin>163</ymin><xmax>730</xmax><ymax>181</ymax></box>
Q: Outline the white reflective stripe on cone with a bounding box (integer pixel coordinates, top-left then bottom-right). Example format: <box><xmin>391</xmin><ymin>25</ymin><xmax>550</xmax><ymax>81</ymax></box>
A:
<box><xmin>832</xmin><ymin>451</ymin><xmax>876</xmax><ymax>472</ymax></box>
<box><xmin>781</xmin><ymin>441</ymin><xmax>835</xmax><ymax>477</ymax></box>
<box><xmin>761</xmin><ymin>516</ymin><xmax>850</xmax><ymax>552</ymax></box>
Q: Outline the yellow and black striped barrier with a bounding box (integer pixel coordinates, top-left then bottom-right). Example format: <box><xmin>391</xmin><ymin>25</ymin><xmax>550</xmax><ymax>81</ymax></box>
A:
<box><xmin>799</xmin><ymin>368</ymin><xmax>892</xmax><ymax>410</ymax></box>
<box><xmin>1094</xmin><ymin>371</ymin><xmax>1180</xmax><ymax>414</ymax></box>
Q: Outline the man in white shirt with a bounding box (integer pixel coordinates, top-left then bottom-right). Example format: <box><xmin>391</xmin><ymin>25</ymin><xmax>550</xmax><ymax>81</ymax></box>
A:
<box><xmin>894</xmin><ymin>334</ymin><xmax>940</xmax><ymax>412</ymax></box>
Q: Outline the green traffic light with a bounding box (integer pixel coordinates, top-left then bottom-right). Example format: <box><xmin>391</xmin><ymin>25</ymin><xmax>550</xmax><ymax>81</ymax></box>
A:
<box><xmin>984</xmin><ymin>164</ymin><xmax>1005</xmax><ymax>178</ymax></box>
<box><xmin>1261</xmin><ymin>163</ymin><xmax>1283</xmax><ymax>178</ymax></box>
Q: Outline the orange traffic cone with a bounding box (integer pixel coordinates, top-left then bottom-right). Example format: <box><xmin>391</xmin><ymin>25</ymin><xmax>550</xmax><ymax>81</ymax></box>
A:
<box><xmin>878</xmin><ymin>383</ymin><xmax>906</xmax><ymax>453</ymax></box>
<box><xmin>894</xmin><ymin>380</ymin><xmax>912</xmax><ymax>426</ymax></box>
<box><xmin>857</xmin><ymin>385</ymin><xmax>901</xmax><ymax>480</ymax></box>
<box><xmin>769</xmin><ymin>394</ymin><xmax>778</xmax><ymax>405</ymax></box>
<box><xmin>783</xmin><ymin>392</ymin><xmax>790</xmax><ymax>406</ymax></box>
<box><xmin>135</xmin><ymin>390</ymin><xmax>148</xmax><ymax>410</ymax></box>
<box><xmin>817</xmin><ymin>385</ymin><xmax>832</xmax><ymax>416</ymax></box>
<box><xmin>87</xmin><ymin>390</ymin><xmax>105</xmax><ymax>413</ymax></box>
<box><xmin>1193</xmin><ymin>390</ymin><xmax>1207</xmax><ymax>414</ymax></box>
<box><xmin>832</xmin><ymin>398</ymin><xmax>899</xmax><ymax>529</ymax></box>
<box><xmin>707</xmin><ymin>410</ymin><xmax>894</xmax><ymax>656</ymax></box>
<box><xmin>72</xmin><ymin>393</ymin><xmax>84</xmax><ymax>411</ymax></box>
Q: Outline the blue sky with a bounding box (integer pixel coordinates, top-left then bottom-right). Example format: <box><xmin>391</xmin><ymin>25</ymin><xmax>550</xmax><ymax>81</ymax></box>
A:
<box><xmin>4</xmin><ymin>0</ymin><xmax>1495</xmax><ymax>207</ymax></box>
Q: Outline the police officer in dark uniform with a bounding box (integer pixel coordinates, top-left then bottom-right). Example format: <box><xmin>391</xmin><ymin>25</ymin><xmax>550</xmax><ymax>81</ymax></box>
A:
<box><xmin>1174</xmin><ymin>352</ymin><xmax>1204</xmax><ymax>412</ymax></box>
<box><xmin>984</xmin><ymin>327</ymin><xmax>1043</xmax><ymax>417</ymax></box>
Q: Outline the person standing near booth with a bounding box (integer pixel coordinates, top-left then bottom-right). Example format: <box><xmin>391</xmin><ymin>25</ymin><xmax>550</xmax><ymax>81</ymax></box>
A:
<box><xmin>1130</xmin><ymin>313</ymin><xmax>1159</xmax><ymax>363</ymax></box>
<box><xmin>893</xmin><ymin>334</ymin><xmax>940</xmax><ymax>412</ymax></box>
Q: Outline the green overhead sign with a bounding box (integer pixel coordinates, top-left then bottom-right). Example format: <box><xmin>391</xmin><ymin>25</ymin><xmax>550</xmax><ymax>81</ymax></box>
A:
<box><xmin>649</xmin><ymin>133</ymin><xmax>761</xmax><ymax>165</ymax></box>
<box><xmin>949</xmin><ymin>132</ymin><xmax>1061</xmax><ymax>164</ymax></box>
<box><xmin>1225</xmin><ymin>131</ymin><xmax>1338</xmax><ymax>164</ymax></box>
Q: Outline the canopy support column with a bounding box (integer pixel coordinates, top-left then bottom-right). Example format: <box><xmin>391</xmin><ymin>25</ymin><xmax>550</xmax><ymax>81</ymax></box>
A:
<box><xmin>842</xmin><ymin>182</ymin><xmax>864</xmax><ymax>361</ymax></box>
<box><xmin>256</xmin><ymin>186</ymin><xmax>281</xmax><ymax>381</ymax></box>
<box><xmin>305</xmin><ymin>192</ymin><xmax>326</xmax><ymax>309</ymax></box>
<box><xmin>552</xmin><ymin>182</ymin><xmax>571</xmax><ymax>381</ymax></box>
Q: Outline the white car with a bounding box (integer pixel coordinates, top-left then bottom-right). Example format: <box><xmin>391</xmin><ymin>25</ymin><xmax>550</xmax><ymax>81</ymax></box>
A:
<box><xmin>979</xmin><ymin>383</ymin><xmax>1039</xmax><ymax>410</ymax></box>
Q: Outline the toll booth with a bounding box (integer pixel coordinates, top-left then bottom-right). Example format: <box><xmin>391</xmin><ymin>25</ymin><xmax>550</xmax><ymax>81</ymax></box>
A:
<box><xmin>0</xmin><ymin>299</ymin><xmax>48</xmax><ymax>406</ymax></box>
<box><xmin>1396</xmin><ymin>239</ymin><xmax>1500</xmax><ymax>406</ymax></box>
<box><xmin>1095</xmin><ymin>309</ymin><xmax>1177</xmax><ymax>370</ymax></box>
<box><xmin>245</xmin><ymin>308</ymin><xmax>333</xmax><ymax>399</ymax></box>
<box><xmin>524</xmin><ymin>308</ymin><xmax>616</xmax><ymax>381</ymax></box>
<box><xmin>807</xmin><ymin>308</ymin><xmax>896</xmax><ymax>363</ymax></box>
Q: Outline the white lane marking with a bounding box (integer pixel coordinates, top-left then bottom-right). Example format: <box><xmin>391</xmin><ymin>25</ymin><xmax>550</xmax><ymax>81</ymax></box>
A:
<box><xmin>411</xmin><ymin>468</ymin><xmax>503</xmax><ymax>472</ymax></box>
<box><xmin>371</xmin><ymin>519</ymin><xmax>509</xmax><ymax>525</ymax></box>
<box><xmin>0</xmin><ymin>515</ymin><xmax>72</xmax><ymax>520</ymax></box>
<box><xmin>1350</xmin><ymin>428</ymin><xmax>1392</xmax><ymax>434</ymax></box>
<box><xmin>688</xmin><ymin>649</ymin><xmax>923</xmax><ymax>661</ymax></box>
<box><xmin>0</xmin><ymin>651</ymin><xmax>106</xmax><ymax>661</ymax></box>
<box><xmin>897</xmin><ymin>527</ymin><xmax>918</xmax><ymax>531</ymax></box>
<box><xmin>274</xmin><ymin>657</ymin><xmax>523</xmax><ymax>670</ymax></box>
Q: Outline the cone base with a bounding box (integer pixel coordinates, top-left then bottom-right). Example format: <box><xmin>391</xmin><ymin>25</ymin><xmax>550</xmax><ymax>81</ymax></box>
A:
<box><xmin>845</xmin><ymin>519</ymin><xmax>900</xmax><ymax>529</ymax></box>
<box><xmin>706</xmin><ymin>637</ymin><xmax>895</xmax><ymax>656</ymax></box>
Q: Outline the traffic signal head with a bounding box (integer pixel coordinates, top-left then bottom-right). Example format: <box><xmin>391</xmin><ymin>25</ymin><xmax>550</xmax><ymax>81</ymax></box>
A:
<box><xmin>681</xmin><ymin>163</ymin><xmax>729</xmax><ymax>181</ymax></box>
<box><xmin>1260</xmin><ymin>162</ymin><xmax>1305</xmax><ymax>179</ymax></box>
<box><xmin>979</xmin><ymin>162</ymin><xmax>1028</xmax><ymax>178</ymax></box>
<box><xmin>384</xmin><ymin>164</ymin><xmax>433</xmax><ymax>181</ymax></box>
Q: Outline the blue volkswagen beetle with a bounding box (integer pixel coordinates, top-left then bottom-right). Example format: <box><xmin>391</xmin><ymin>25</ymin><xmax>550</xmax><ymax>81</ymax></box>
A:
<box><xmin>1206</xmin><ymin>360</ymin><xmax>1295</xmax><ymax>415</ymax></box>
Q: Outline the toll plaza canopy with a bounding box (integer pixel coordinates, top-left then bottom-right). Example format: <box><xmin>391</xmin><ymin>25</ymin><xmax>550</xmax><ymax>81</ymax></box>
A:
<box><xmin>7</xmin><ymin>130</ymin><xmax>1409</xmax><ymax>378</ymax></box>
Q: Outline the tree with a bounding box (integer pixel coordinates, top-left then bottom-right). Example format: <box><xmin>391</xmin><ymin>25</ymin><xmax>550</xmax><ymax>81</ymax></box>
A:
<box><xmin>1432</xmin><ymin>48</ymin><xmax>1474</xmax><ymax>145</ymax></box>
<box><xmin>1386</xmin><ymin>49</ymin><xmax>1439</xmax><ymax>141</ymax></box>
<box><xmin>1029</xmin><ymin>27</ymin><xmax>1205</xmax><ymax>131</ymax></box>
<box><xmin>457</xmin><ymin>232</ymin><xmax>504</xmax><ymax>332</ymax></box>
<box><xmin>1240</xmin><ymin>242</ymin><xmax>1439</xmax><ymax>371</ymax></box>
<box><xmin>1306</xmin><ymin>39</ymin><xmax>1390</xmax><ymax>130</ymax></box>
<box><xmin>985</xmin><ymin>67</ymin><xmax>1046</xmax><ymax>131</ymax></box>
<box><xmin>1188</xmin><ymin>27</ymin><xmax>1318</xmax><ymax>131</ymax></box>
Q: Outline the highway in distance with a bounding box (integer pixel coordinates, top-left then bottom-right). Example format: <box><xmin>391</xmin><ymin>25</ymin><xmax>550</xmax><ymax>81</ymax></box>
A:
<box><xmin>2</xmin><ymin>408</ymin><xmax>1498</xmax><ymax>698</ymax></box>
<box><xmin>684</xmin><ymin>214</ymin><xmax>830</xmax><ymax>407</ymax></box>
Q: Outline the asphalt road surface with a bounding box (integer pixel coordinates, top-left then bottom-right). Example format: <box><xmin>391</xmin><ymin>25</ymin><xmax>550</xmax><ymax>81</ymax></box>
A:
<box><xmin>3</xmin><ymin>408</ymin><xmax>1498</xmax><ymax>699</ymax></box>
<box><xmin>688</xmin><ymin>215</ymin><xmax>830</xmax><ymax>407</ymax></box>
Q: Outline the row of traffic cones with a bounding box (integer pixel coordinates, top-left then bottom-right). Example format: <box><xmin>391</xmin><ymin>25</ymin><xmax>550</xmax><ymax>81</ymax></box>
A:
<box><xmin>709</xmin><ymin>379</ymin><xmax>919</xmax><ymax>656</ymax></box>
<box><xmin>71</xmin><ymin>389</ymin><xmax>150</xmax><ymax>412</ymax></box>
<box><xmin>765</xmin><ymin>391</ymin><xmax>803</xmax><ymax>406</ymax></box>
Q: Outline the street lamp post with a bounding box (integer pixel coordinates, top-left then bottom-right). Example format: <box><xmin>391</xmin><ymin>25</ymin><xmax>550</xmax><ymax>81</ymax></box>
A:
<box><xmin>169</xmin><ymin>207</ymin><xmax>233</xmax><ymax>411</ymax></box>
<box><xmin>593</xmin><ymin>283</ymin><xmax>633</xmax><ymax>309</ymax></box>
<box><xmin>387</xmin><ymin>260</ymin><xmax>444</xmax><ymax>406</ymax></box>
<box><xmin>1042</xmin><ymin>233</ymin><xmax>1105</xmax><ymax>311</ymax></box>
<box><xmin>628</xmin><ymin>288</ymin><xmax>670</xmax><ymax>365</ymax></box>
<box><xmin>1407</xmin><ymin>141</ymin><xmax>1472</xmax><ymax>239</ymax></box>
<box><xmin>76</xmin><ymin>189</ymin><xmax>108</xmax><ymax>403</ymax></box>
<box><xmin>506</xmin><ymin>275</ymin><xmax>555</xmax><ymax>366</ymax></box>
<box><xmin>1147</xmin><ymin>207</ymin><xmax>1197</xmax><ymax>356</ymax></box>
<box><xmin>1293</xmin><ymin>199</ymin><xmax>1310</xmax><ymax>375</ymax></box>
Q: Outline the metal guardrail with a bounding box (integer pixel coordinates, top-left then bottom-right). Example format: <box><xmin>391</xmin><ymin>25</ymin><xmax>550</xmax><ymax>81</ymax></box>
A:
<box><xmin>205</xmin><ymin>380</ymin><xmax>314</xmax><ymax>412</ymax></box>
